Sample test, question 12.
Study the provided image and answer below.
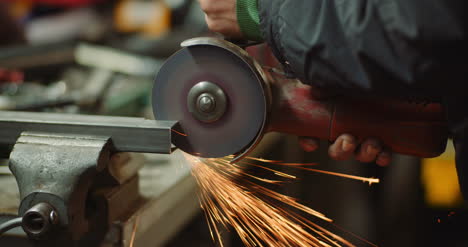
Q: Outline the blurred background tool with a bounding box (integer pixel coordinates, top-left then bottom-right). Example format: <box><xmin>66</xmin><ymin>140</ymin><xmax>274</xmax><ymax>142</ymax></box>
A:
<box><xmin>1</xmin><ymin>1</ymin><xmax>207</xmax><ymax>246</ymax></box>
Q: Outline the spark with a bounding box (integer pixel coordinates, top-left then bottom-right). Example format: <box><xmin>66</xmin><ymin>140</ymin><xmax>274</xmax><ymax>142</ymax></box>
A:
<box><xmin>237</xmin><ymin>157</ymin><xmax>379</xmax><ymax>184</ymax></box>
<box><xmin>171</xmin><ymin>129</ymin><xmax>188</xmax><ymax>136</ymax></box>
<box><xmin>186</xmin><ymin>154</ymin><xmax>378</xmax><ymax>247</ymax></box>
<box><xmin>329</xmin><ymin>222</ymin><xmax>379</xmax><ymax>247</ymax></box>
<box><xmin>243</xmin><ymin>157</ymin><xmax>319</xmax><ymax>166</ymax></box>
<box><xmin>292</xmin><ymin>167</ymin><xmax>380</xmax><ymax>185</ymax></box>
<box><xmin>244</xmin><ymin>157</ymin><xmax>284</xmax><ymax>163</ymax></box>
<box><xmin>240</xmin><ymin>161</ymin><xmax>297</xmax><ymax>179</ymax></box>
<box><xmin>129</xmin><ymin>214</ymin><xmax>140</xmax><ymax>247</ymax></box>
<box><xmin>274</xmin><ymin>162</ymin><xmax>319</xmax><ymax>166</ymax></box>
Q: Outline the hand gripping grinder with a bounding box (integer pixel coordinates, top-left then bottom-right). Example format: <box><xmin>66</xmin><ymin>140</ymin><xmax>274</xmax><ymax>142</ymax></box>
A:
<box><xmin>152</xmin><ymin>37</ymin><xmax>448</xmax><ymax>163</ymax></box>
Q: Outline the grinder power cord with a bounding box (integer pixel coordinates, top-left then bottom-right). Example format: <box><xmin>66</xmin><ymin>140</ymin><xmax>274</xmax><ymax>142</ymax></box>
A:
<box><xmin>0</xmin><ymin>203</ymin><xmax>59</xmax><ymax>238</ymax></box>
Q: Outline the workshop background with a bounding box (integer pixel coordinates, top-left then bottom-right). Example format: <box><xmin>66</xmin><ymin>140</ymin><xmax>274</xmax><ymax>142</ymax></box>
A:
<box><xmin>0</xmin><ymin>1</ymin><xmax>467</xmax><ymax>247</ymax></box>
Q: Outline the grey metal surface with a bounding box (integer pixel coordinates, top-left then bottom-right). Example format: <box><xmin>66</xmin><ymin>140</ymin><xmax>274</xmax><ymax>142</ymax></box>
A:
<box><xmin>187</xmin><ymin>81</ymin><xmax>227</xmax><ymax>123</ymax></box>
<box><xmin>0</xmin><ymin>111</ymin><xmax>176</xmax><ymax>154</ymax></box>
<box><xmin>9</xmin><ymin>132</ymin><xmax>111</xmax><ymax>230</ymax></box>
<box><xmin>22</xmin><ymin>202</ymin><xmax>58</xmax><ymax>238</ymax></box>
<box><xmin>9</xmin><ymin>132</ymin><xmax>113</xmax><ymax>242</ymax></box>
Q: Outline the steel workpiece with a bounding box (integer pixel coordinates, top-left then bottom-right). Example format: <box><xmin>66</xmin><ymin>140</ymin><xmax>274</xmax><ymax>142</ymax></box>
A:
<box><xmin>0</xmin><ymin>111</ymin><xmax>177</xmax><ymax>155</ymax></box>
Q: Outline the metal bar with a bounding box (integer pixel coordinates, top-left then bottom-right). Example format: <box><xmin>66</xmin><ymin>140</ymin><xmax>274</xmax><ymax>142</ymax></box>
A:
<box><xmin>0</xmin><ymin>111</ymin><xmax>176</xmax><ymax>154</ymax></box>
<box><xmin>0</xmin><ymin>41</ymin><xmax>76</xmax><ymax>69</ymax></box>
<box><xmin>75</xmin><ymin>43</ymin><xmax>163</xmax><ymax>76</ymax></box>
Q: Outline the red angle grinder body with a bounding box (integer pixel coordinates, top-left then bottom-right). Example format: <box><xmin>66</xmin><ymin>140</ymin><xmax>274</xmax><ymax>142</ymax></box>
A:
<box><xmin>152</xmin><ymin>37</ymin><xmax>448</xmax><ymax>162</ymax></box>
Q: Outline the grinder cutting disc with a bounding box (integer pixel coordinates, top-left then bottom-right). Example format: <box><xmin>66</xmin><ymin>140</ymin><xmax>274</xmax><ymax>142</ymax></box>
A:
<box><xmin>152</xmin><ymin>38</ymin><xmax>268</xmax><ymax>159</ymax></box>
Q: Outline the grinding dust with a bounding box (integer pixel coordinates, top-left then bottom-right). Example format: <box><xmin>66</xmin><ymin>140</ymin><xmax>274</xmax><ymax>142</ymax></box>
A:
<box><xmin>185</xmin><ymin>154</ymin><xmax>379</xmax><ymax>247</ymax></box>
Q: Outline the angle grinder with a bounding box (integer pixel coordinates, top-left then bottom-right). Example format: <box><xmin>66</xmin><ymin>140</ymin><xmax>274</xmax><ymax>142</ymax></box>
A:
<box><xmin>152</xmin><ymin>37</ymin><xmax>448</xmax><ymax>163</ymax></box>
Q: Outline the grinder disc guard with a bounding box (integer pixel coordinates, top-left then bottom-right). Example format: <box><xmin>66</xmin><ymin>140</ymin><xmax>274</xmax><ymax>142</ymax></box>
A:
<box><xmin>152</xmin><ymin>39</ymin><xmax>267</xmax><ymax>158</ymax></box>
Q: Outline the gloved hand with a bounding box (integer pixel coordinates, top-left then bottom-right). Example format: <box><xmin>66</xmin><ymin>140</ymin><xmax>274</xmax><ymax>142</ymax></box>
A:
<box><xmin>198</xmin><ymin>0</ymin><xmax>392</xmax><ymax>166</ymax></box>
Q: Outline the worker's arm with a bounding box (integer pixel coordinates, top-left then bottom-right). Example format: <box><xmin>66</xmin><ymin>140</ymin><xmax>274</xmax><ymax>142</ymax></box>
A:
<box><xmin>203</xmin><ymin>0</ymin><xmax>466</xmax><ymax>95</ymax></box>
<box><xmin>257</xmin><ymin>0</ymin><xmax>466</xmax><ymax>97</ymax></box>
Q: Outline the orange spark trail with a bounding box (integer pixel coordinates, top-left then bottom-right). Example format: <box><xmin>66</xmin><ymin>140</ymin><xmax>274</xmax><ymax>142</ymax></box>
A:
<box><xmin>238</xmin><ymin>157</ymin><xmax>379</xmax><ymax>184</ymax></box>
<box><xmin>294</xmin><ymin>167</ymin><xmax>380</xmax><ymax>185</ymax></box>
<box><xmin>243</xmin><ymin>157</ymin><xmax>319</xmax><ymax>166</ymax></box>
<box><xmin>186</xmin><ymin>154</ymin><xmax>375</xmax><ymax>247</ymax></box>
<box><xmin>171</xmin><ymin>129</ymin><xmax>188</xmax><ymax>136</ymax></box>
<box><xmin>129</xmin><ymin>215</ymin><xmax>140</xmax><ymax>247</ymax></box>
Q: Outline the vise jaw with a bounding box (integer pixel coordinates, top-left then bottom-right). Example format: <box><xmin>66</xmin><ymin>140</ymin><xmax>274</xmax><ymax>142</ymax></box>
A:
<box><xmin>9</xmin><ymin>132</ymin><xmax>113</xmax><ymax>244</ymax></box>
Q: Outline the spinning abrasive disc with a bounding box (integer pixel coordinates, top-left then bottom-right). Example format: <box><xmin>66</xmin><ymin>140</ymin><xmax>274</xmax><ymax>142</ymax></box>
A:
<box><xmin>152</xmin><ymin>38</ymin><xmax>268</xmax><ymax>159</ymax></box>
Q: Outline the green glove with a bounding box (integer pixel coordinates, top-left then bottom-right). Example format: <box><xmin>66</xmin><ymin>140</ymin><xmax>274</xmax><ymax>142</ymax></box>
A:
<box><xmin>237</xmin><ymin>0</ymin><xmax>263</xmax><ymax>41</ymax></box>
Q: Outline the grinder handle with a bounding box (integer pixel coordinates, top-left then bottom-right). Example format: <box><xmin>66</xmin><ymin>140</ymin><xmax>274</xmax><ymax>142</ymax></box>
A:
<box><xmin>329</xmin><ymin>97</ymin><xmax>448</xmax><ymax>158</ymax></box>
<box><xmin>268</xmin><ymin>82</ymin><xmax>448</xmax><ymax>158</ymax></box>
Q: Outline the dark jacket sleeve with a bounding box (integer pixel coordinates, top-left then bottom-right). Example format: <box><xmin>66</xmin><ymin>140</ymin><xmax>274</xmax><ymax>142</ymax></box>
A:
<box><xmin>258</xmin><ymin>0</ymin><xmax>467</xmax><ymax>99</ymax></box>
